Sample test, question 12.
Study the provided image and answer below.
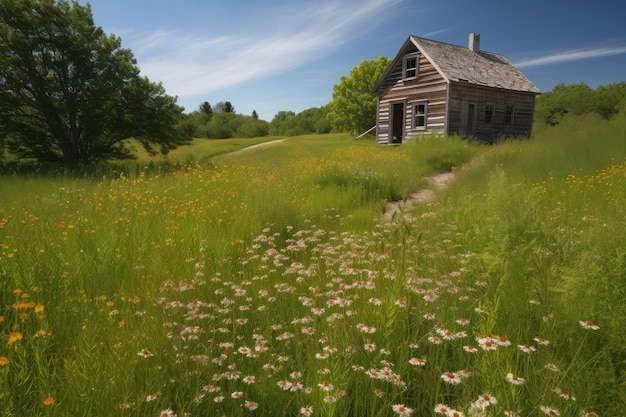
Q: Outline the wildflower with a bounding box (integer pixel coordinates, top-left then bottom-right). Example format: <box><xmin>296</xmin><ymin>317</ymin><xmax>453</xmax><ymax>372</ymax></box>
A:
<box><xmin>300</xmin><ymin>406</ymin><xmax>314</xmax><ymax>416</ymax></box>
<box><xmin>0</xmin><ymin>356</ymin><xmax>9</xmax><ymax>366</ymax></box>
<box><xmin>518</xmin><ymin>343</ymin><xmax>536</xmax><ymax>353</ymax></box>
<box><xmin>318</xmin><ymin>381</ymin><xmax>334</xmax><ymax>391</ymax></box>
<box><xmin>243</xmin><ymin>400</ymin><xmax>259</xmax><ymax>410</ymax></box>
<box><xmin>8</xmin><ymin>332</ymin><xmax>22</xmax><ymax>344</ymax></box>
<box><xmin>477</xmin><ymin>338</ymin><xmax>496</xmax><ymax>351</ymax></box>
<box><xmin>137</xmin><ymin>348</ymin><xmax>154</xmax><ymax>358</ymax></box>
<box><xmin>42</xmin><ymin>396</ymin><xmax>55</xmax><ymax>406</ymax></box>
<box><xmin>243</xmin><ymin>375</ymin><xmax>255</xmax><ymax>384</ymax></box>
<box><xmin>315</xmin><ymin>352</ymin><xmax>328</xmax><ymax>359</ymax></box>
<box><xmin>474</xmin><ymin>306</ymin><xmax>489</xmax><ymax>314</ymax></box>
<box><xmin>428</xmin><ymin>336</ymin><xmax>442</xmax><ymax>344</ymax></box>
<box><xmin>392</xmin><ymin>404</ymin><xmax>414</xmax><ymax>416</ymax></box>
<box><xmin>364</xmin><ymin>343</ymin><xmax>376</xmax><ymax>352</ymax></box>
<box><xmin>471</xmin><ymin>393</ymin><xmax>497</xmax><ymax>411</ymax></box>
<box><xmin>539</xmin><ymin>405</ymin><xmax>560</xmax><ymax>416</ymax></box>
<box><xmin>394</xmin><ymin>299</ymin><xmax>407</xmax><ymax>308</ymax></box>
<box><xmin>146</xmin><ymin>393</ymin><xmax>160</xmax><ymax>401</ymax></box>
<box><xmin>441</xmin><ymin>371</ymin><xmax>462</xmax><ymax>385</ymax></box>
<box><xmin>409</xmin><ymin>357</ymin><xmax>426</xmax><ymax>366</ymax></box>
<box><xmin>289</xmin><ymin>381</ymin><xmax>303</xmax><ymax>392</ymax></box>
<box><xmin>434</xmin><ymin>404</ymin><xmax>450</xmax><ymax>414</ymax></box>
<box><xmin>159</xmin><ymin>409</ymin><xmax>177</xmax><ymax>417</ymax></box>
<box><xmin>534</xmin><ymin>337</ymin><xmax>550</xmax><ymax>345</ymax></box>
<box><xmin>552</xmin><ymin>387</ymin><xmax>575</xmax><ymax>401</ymax></box>
<box><xmin>379</xmin><ymin>347</ymin><xmax>391</xmax><ymax>355</ymax></box>
<box><xmin>456</xmin><ymin>369</ymin><xmax>472</xmax><ymax>379</ymax></box>
<box><xmin>373</xmin><ymin>388</ymin><xmax>385</xmax><ymax>397</ymax></box>
<box><xmin>579</xmin><ymin>320</ymin><xmax>599</xmax><ymax>330</ymax></box>
<box><xmin>463</xmin><ymin>345</ymin><xmax>478</xmax><ymax>353</ymax></box>
<box><xmin>447</xmin><ymin>409</ymin><xmax>465</xmax><ymax>417</ymax></box>
<box><xmin>231</xmin><ymin>391</ymin><xmax>243</xmax><ymax>399</ymax></box>
<box><xmin>545</xmin><ymin>363</ymin><xmax>560</xmax><ymax>372</ymax></box>
<box><xmin>323</xmin><ymin>395</ymin><xmax>336</xmax><ymax>403</ymax></box>
<box><xmin>423</xmin><ymin>313</ymin><xmax>436</xmax><ymax>320</ymax></box>
<box><xmin>505</xmin><ymin>373</ymin><xmax>525</xmax><ymax>385</ymax></box>
<box><xmin>495</xmin><ymin>336</ymin><xmax>511</xmax><ymax>346</ymax></box>
<box><xmin>214</xmin><ymin>396</ymin><xmax>224</xmax><ymax>403</ymax></box>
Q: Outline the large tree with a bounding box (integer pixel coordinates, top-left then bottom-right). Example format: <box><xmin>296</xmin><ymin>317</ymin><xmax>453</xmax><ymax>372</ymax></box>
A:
<box><xmin>327</xmin><ymin>56</ymin><xmax>390</xmax><ymax>135</ymax></box>
<box><xmin>0</xmin><ymin>0</ymin><xmax>189</xmax><ymax>165</ymax></box>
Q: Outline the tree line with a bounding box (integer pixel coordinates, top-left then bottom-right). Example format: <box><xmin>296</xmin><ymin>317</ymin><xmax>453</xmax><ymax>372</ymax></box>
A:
<box><xmin>534</xmin><ymin>82</ymin><xmax>626</xmax><ymax>125</ymax></box>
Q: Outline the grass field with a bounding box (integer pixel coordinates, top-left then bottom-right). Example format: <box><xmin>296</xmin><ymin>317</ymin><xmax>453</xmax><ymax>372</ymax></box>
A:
<box><xmin>0</xmin><ymin>119</ymin><xmax>624</xmax><ymax>416</ymax></box>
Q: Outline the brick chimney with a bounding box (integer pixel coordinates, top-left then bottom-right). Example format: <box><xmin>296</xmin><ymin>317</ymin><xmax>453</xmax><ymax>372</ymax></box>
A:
<box><xmin>469</xmin><ymin>32</ymin><xmax>480</xmax><ymax>51</ymax></box>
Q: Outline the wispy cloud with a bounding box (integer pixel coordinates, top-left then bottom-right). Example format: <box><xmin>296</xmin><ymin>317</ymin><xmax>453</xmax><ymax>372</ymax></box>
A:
<box><xmin>130</xmin><ymin>0</ymin><xmax>405</xmax><ymax>98</ymax></box>
<box><xmin>515</xmin><ymin>46</ymin><xmax>626</xmax><ymax>68</ymax></box>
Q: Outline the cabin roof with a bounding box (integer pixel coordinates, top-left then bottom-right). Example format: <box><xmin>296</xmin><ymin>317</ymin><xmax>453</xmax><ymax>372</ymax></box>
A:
<box><xmin>375</xmin><ymin>35</ymin><xmax>540</xmax><ymax>94</ymax></box>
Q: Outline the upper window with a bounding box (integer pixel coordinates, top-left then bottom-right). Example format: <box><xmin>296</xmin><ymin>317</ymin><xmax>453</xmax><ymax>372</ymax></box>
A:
<box><xmin>413</xmin><ymin>102</ymin><xmax>427</xmax><ymax>129</ymax></box>
<box><xmin>403</xmin><ymin>53</ymin><xmax>419</xmax><ymax>80</ymax></box>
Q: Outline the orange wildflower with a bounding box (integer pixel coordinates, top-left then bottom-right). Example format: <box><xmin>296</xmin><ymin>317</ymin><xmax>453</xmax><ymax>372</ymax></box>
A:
<box><xmin>8</xmin><ymin>332</ymin><xmax>23</xmax><ymax>344</ymax></box>
<box><xmin>0</xmin><ymin>356</ymin><xmax>9</xmax><ymax>365</ymax></box>
<box><xmin>43</xmin><ymin>396</ymin><xmax>55</xmax><ymax>406</ymax></box>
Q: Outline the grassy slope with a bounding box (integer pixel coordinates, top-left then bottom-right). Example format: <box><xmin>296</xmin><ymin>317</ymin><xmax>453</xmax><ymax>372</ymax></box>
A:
<box><xmin>0</xmin><ymin>121</ymin><xmax>624</xmax><ymax>416</ymax></box>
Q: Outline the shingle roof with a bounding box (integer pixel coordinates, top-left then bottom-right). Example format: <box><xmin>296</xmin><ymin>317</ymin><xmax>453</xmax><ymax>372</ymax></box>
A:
<box><xmin>410</xmin><ymin>36</ymin><xmax>540</xmax><ymax>93</ymax></box>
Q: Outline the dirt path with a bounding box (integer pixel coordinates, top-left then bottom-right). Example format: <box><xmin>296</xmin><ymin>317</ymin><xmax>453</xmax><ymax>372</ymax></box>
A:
<box><xmin>232</xmin><ymin>138</ymin><xmax>286</xmax><ymax>154</ymax></box>
<box><xmin>382</xmin><ymin>171</ymin><xmax>455</xmax><ymax>222</ymax></box>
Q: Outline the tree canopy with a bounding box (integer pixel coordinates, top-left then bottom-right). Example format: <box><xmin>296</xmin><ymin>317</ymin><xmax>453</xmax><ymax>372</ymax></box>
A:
<box><xmin>0</xmin><ymin>0</ymin><xmax>189</xmax><ymax>165</ymax></box>
<box><xmin>270</xmin><ymin>107</ymin><xmax>331</xmax><ymax>136</ymax></box>
<box><xmin>327</xmin><ymin>56</ymin><xmax>390</xmax><ymax>135</ymax></box>
<box><xmin>535</xmin><ymin>82</ymin><xmax>626</xmax><ymax>125</ymax></box>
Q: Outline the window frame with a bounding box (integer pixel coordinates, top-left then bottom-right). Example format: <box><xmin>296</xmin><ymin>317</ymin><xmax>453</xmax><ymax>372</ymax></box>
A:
<box><xmin>484</xmin><ymin>103</ymin><xmax>495</xmax><ymax>126</ymax></box>
<box><xmin>505</xmin><ymin>104</ymin><xmax>515</xmax><ymax>127</ymax></box>
<box><xmin>403</xmin><ymin>53</ymin><xmax>419</xmax><ymax>80</ymax></box>
<box><xmin>413</xmin><ymin>101</ymin><xmax>428</xmax><ymax>130</ymax></box>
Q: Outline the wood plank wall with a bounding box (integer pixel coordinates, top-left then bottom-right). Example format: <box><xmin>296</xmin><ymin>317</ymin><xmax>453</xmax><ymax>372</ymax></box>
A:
<box><xmin>448</xmin><ymin>84</ymin><xmax>536</xmax><ymax>142</ymax></box>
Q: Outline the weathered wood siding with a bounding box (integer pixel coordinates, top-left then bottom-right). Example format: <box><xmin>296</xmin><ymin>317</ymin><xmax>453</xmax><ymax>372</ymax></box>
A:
<box><xmin>376</xmin><ymin>49</ymin><xmax>448</xmax><ymax>144</ymax></box>
<box><xmin>447</xmin><ymin>84</ymin><xmax>536</xmax><ymax>143</ymax></box>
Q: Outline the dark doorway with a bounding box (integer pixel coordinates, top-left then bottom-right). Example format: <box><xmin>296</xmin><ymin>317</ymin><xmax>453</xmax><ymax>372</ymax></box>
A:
<box><xmin>391</xmin><ymin>102</ymin><xmax>405</xmax><ymax>143</ymax></box>
<box><xmin>462</xmin><ymin>102</ymin><xmax>476</xmax><ymax>137</ymax></box>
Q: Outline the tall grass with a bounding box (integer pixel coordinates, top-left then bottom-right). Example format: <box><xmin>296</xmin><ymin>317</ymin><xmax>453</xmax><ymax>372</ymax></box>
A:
<box><xmin>0</xmin><ymin>126</ymin><xmax>623</xmax><ymax>416</ymax></box>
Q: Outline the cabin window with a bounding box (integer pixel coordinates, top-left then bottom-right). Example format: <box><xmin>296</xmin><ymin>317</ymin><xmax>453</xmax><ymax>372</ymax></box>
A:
<box><xmin>413</xmin><ymin>102</ymin><xmax>427</xmax><ymax>129</ymax></box>
<box><xmin>403</xmin><ymin>53</ymin><xmax>419</xmax><ymax>80</ymax></box>
<box><xmin>485</xmin><ymin>104</ymin><xmax>494</xmax><ymax>125</ymax></box>
<box><xmin>505</xmin><ymin>105</ymin><xmax>515</xmax><ymax>126</ymax></box>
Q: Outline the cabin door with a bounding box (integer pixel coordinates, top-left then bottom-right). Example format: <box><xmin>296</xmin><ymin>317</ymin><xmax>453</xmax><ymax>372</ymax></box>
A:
<box><xmin>390</xmin><ymin>101</ymin><xmax>405</xmax><ymax>144</ymax></box>
<box><xmin>461</xmin><ymin>102</ymin><xmax>476</xmax><ymax>137</ymax></box>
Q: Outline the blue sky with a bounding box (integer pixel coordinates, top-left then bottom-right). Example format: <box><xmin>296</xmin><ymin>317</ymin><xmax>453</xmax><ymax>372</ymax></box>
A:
<box><xmin>84</xmin><ymin>0</ymin><xmax>626</xmax><ymax>120</ymax></box>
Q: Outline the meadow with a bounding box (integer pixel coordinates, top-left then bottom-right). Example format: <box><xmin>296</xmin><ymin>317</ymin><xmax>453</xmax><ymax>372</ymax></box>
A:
<box><xmin>0</xmin><ymin>115</ymin><xmax>624</xmax><ymax>416</ymax></box>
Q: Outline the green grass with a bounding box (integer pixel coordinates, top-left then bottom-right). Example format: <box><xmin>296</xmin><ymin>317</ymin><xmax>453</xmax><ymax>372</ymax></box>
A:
<box><xmin>0</xmin><ymin>126</ymin><xmax>624</xmax><ymax>416</ymax></box>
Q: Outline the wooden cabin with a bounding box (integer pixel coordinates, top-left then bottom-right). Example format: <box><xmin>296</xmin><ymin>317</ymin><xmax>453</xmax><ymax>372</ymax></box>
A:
<box><xmin>374</xmin><ymin>33</ymin><xmax>540</xmax><ymax>144</ymax></box>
